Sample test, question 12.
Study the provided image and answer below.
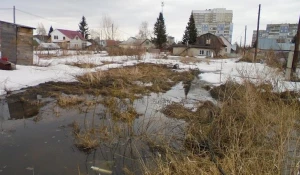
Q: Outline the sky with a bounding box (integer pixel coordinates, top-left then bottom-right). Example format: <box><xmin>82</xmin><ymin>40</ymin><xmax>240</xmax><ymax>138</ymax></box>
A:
<box><xmin>0</xmin><ymin>0</ymin><xmax>299</xmax><ymax>45</ymax></box>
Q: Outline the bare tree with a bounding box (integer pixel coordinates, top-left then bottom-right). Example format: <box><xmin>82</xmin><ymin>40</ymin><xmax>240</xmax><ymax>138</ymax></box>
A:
<box><xmin>136</xmin><ymin>21</ymin><xmax>151</xmax><ymax>39</ymax></box>
<box><xmin>101</xmin><ymin>15</ymin><xmax>119</xmax><ymax>40</ymax></box>
<box><xmin>89</xmin><ymin>29</ymin><xmax>100</xmax><ymax>40</ymax></box>
<box><xmin>36</xmin><ymin>23</ymin><xmax>47</xmax><ymax>35</ymax></box>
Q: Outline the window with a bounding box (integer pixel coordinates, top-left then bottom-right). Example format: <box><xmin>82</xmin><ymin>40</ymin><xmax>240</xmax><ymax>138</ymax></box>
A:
<box><xmin>206</xmin><ymin>39</ymin><xmax>211</xmax><ymax>45</ymax></box>
<box><xmin>54</xmin><ymin>35</ymin><xmax>58</xmax><ymax>39</ymax></box>
<box><xmin>76</xmin><ymin>37</ymin><xmax>78</xmax><ymax>40</ymax></box>
<box><xmin>206</xmin><ymin>51</ymin><xmax>210</xmax><ymax>56</ymax></box>
<box><xmin>199</xmin><ymin>50</ymin><xmax>204</xmax><ymax>55</ymax></box>
<box><xmin>63</xmin><ymin>37</ymin><xmax>65</xmax><ymax>40</ymax></box>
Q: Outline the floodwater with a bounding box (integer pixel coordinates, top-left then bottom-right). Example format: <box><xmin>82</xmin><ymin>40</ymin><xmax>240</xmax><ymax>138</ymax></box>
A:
<box><xmin>0</xmin><ymin>77</ymin><xmax>213</xmax><ymax>175</ymax></box>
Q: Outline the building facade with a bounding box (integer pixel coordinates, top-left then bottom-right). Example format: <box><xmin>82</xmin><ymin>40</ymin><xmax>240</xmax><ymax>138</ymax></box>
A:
<box><xmin>173</xmin><ymin>33</ymin><xmax>227</xmax><ymax>57</ymax></box>
<box><xmin>51</xmin><ymin>29</ymin><xmax>86</xmax><ymax>49</ymax></box>
<box><xmin>251</xmin><ymin>23</ymin><xmax>298</xmax><ymax>46</ymax></box>
<box><xmin>0</xmin><ymin>21</ymin><xmax>35</xmax><ymax>65</ymax></box>
<box><xmin>192</xmin><ymin>8</ymin><xmax>233</xmax><ymax>43</ymax></box>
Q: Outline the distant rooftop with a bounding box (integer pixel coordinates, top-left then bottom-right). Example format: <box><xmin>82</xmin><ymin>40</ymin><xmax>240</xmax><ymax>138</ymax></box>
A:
<box><xmin>56</xmin><ymin>29</ymin><xmax>85</xmax><ymax>40</ymax></box>
<box><xmin>0</xmin><ymin>20</ymin><xmax>35</xmax><ymax>29</ymax></box>
<box><xmin>192</xmin><ymin>8</ymin><xmax>233</xmax><ymax>13</ymax></box>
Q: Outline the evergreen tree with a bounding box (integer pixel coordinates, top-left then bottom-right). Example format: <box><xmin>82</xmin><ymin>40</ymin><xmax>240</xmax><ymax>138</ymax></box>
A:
<box><xmin>182</xmin><ymin>13</ymin><xmax>198</xmax><ymax>44</ymax></box>
<box><xmin>78</xmin><ymin>16</ymin><xmax>90</xmax><ymax>39</ymax></box>
<box><xmin>152</xmin><ymin>12</ymin><xmax>167</xmax><ymax>49</ymax></box>
<box><xmin>48</xmin><ymin>26</ymin><xmax>53</xmax><ymax>36</ymax></box>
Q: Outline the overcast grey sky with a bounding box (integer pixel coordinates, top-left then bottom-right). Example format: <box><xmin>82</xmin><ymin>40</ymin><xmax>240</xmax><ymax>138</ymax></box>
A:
<box><xmin>0</xmin><ymin>0</ymin><xmax>299</xmax><ymax>45</ymax></box>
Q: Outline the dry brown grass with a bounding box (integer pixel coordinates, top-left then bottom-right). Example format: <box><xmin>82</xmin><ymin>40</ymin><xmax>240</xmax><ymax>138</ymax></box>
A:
<box><xmin>264</xmin><ymin>50</ymin><xmax>286</xmax><ymax>70</ymax></box>
<box><xmin>152</xmin><ymin>80</ymin><xmax>300</xmax><ymax>175</ymax></box>
<box><xmin>76</xmin><ymin>64</ymin><xmax>196</xmax><ymax>99</ymax></box>
<box><xmin>57</xmin><ymin>95</ymin><xmax>85</xmax><ymax>108</ymax></box>
<box><xmin>72</xmin><ymin>121</ymin><xmax>99</xmax><ymax>152</ymax></box>
<box><xmin>238</xmin><ymin>52</ymin><xmax>264</xmax><ymax>63</ymax></box>
<box><xmin>107</xmin><ymin>47</ymin><xmax>146</xmax><ymax>60</ymax></box>
<box><xmin>67</xmin><ymin>62</ymin><xmax>98</xmax><ymax>68</ymax></box>
<box><xmin>101</xmin><ymin>97</ymin><xmax>139</xmax><ymax>122</ymax></box>
<box><xmin>179</xmin><ymin>57</ymin><xmax>202</xmax><ymax>64</ymax></box>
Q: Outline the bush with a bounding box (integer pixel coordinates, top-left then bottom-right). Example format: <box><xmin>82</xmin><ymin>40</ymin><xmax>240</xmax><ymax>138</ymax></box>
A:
<box><xmin>107</xmin><ymin>47</ymin><xmax>146</xmax><ymax>60</ymax></box>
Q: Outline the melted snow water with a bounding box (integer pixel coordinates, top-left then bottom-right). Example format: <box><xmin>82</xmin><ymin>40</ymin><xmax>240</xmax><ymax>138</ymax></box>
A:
<box><xmin>0</xmin><ymin>78</ymin><xmax>213</xmax><ymax>175</ymax></box>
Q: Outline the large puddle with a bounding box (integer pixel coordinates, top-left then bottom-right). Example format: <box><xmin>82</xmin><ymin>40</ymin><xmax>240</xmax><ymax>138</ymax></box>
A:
<box><xmin>0</xmin><ymin>77</ymin><xmax>213</xmax><ymax>175</ymax></box>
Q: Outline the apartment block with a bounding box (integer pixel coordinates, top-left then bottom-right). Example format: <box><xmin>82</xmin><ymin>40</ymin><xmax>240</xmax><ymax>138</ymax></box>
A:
<box><xmin>192</xmin><ymin>8</ymin><xmax>233</xmax><ymax>43</ymax></box>
<box><xmin>251</xmin><ymin>23</ymin><xmax>298</xmax><ymax>46</ymax></box>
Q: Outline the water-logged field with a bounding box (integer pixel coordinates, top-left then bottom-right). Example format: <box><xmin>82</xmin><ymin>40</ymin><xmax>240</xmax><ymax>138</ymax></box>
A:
<box><xmin>0</xmin><ymin>65</ymin><xmax>214</xmax><ymax>175</ymax></box>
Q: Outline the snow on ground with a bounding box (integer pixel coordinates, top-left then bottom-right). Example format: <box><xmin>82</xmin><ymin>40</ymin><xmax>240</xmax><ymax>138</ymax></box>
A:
<box><xmin>0</xmin><ymin>53</ymin><xmax>300</xmax><ymax>96</ymax></box>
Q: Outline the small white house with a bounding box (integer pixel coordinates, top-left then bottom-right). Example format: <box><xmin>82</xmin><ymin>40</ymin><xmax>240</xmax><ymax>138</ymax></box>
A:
<box><xmin>51</xmin><ymin>29</ymin><xmax>86</xmax><ymax>49</ymax></box>
<box><xmin>119</xmin><ymin>37</ymin><xmax>154</xmax><ymax>51</ymax></box>
<box><xmin>220</xmin><ymin>36</ymin><xmax>232</xmax><ymax>54</ymax></box>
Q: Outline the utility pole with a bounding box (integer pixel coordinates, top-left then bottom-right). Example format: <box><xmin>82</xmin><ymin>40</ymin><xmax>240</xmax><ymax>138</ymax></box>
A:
<box><xmin>112</xmin><ymin>24</ymin><xmax>114</xmax><ymax>40</ymax></box>
<box><xmin>13</xmin><ymin>6</ymin><xmax>15</xmax><ymax>24</ymax></box>
<box><xmin>244</xmin><ymin>25</ymin><xmax>247</xmax><ymax>56</ymax></box>
<box><xmin>100</xmin><ymin>29</ymin><xmax>102</xmax><ymax>45</ymax></box>
<box><xmin>254</xmin><ymin>4</ymin><xmax>261</xmax><ymax>62</ymax></box>
<box><xmin>240</xmin><ymin>36</ymin><xmax>242</xmax><ymax>53</ymax></box>
<box><xmin>292</xmin><ymin>16</ymin><xmax>300</xmax><ymax>75</ymax></box>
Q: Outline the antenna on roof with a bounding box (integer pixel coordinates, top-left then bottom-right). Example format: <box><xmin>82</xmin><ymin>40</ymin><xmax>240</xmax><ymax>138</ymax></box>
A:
<box><xmin>161</xmin><ymin>1</ymin><xmax>164</xmax><ymax>14</ymax></box>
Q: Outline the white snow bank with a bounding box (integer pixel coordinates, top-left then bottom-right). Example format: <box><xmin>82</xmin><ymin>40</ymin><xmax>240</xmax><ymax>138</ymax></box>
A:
<box><xmin>1</xmin><ymin>53</ymin><xmax>300</xmax><ymax>96</ymax></box>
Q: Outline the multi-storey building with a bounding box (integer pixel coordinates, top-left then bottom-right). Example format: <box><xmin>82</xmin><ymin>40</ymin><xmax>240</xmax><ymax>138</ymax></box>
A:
<box><xmin>251</xmin><ymin>23</ymin><xmax>298</xmax><ymax>46</ymax></box>
<box><xmin>192</xmin><ymin>8</ymin><xmax>233</xmax><ymax>43</ymax></box>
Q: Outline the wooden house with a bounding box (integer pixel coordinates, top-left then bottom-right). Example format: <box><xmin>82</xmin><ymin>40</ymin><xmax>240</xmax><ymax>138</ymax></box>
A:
<box><xmin>173</xmin><ymin>33</ymin><xmax>227</xmax><ymax>57</ymax></box>
<box><xmin>119</xmin><ymin>37</ymin><xmax>154</xmax><ymax>51</ymax></box>
<box><xmin>0</xmin><ymin>21</ymin><xmax>35</xmax><ymax>65</ymax></box>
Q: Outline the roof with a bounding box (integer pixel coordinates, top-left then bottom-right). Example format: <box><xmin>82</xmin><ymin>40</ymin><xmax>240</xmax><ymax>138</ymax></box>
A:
<box><xmin>120</xmin><ymin>37</ymin><xmax>151</xmax><ymax>46</ymax></box>
<box><xmin>0</xmin><ymin>20</ymin><xmax>35</xmax><ymax>29</ymax></box>
<box><xmin>219</xmin><ymin>35</ymin><xmax>231</xmax><ymax>45</ymax></box>
<box><xmin>57</xmin><ymin>29</ymin><xmax>85</xmax><ymax>40</ymax></box>
<box><xmin>198</xmin><ymin>33</ymin><xmax>227</xmax><ymax>47</ymax></box>
<box><xmin>33</xmin><ymin>35</ymin><xmax>50</xmax><ymax>43</ymax></box>
<box><xmin>106</xmin><ymin>40</ymin><xmax>120</xmax><ymax>47</ymax></box>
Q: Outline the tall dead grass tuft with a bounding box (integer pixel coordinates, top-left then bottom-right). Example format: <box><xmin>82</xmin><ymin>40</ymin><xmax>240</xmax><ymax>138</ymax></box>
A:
<box><xmin>156</xmin><ymin>80</ymin><xmax>300</xmax><ymax>174</ymax></box>
<box><xmin>264</xmin><ymin>50</ymin><xmax>286</xmax><ymax>70</ymax></box>
<box><xmin>101</xmin><ymin>97</ymin><xmax>139</xmax><ymax>122</ymax></box>
<box><xmin>57</xmin><ymin>95</ymin><xmax>85</xmax><ymax>108</ymax></box>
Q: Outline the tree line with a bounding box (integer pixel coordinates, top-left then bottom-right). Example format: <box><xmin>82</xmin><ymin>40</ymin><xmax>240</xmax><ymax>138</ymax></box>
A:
<box><xmin>36</xmin><ymin>12</ymin><xmax>196</xmax><ymax>49</ymax></box>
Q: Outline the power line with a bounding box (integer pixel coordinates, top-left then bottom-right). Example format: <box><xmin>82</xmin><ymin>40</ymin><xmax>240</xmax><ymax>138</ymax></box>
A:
<box><xmin>15</xmin><ymin>8</ymin><xmax>57</xmax><ymax>23</ymax></box>
<box><xmin>0</xmin><ymin>8</ymin><xmax>12</xmax><ymax>10</ymax></box>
